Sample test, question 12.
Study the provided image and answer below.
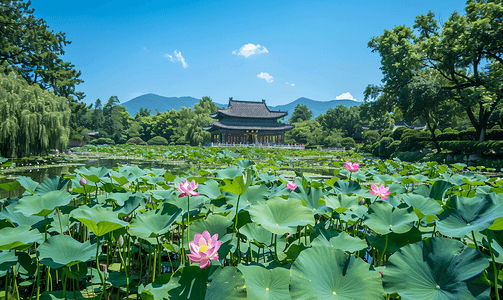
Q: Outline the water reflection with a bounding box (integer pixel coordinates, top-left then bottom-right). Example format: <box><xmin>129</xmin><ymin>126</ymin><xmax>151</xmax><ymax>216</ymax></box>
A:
<box><xmin>0</xmin><ymin>157</ymin><xmax>182</xmax><ymax>199</ymax></box>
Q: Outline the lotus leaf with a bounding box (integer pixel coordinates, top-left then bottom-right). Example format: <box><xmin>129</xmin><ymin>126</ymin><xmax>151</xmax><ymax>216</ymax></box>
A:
<box><xmin>436</xmin><ymin>193</ymin><xmax>503</xmax><ymax>238</ymax></box>
<box><xmin>206</xmin><ymin>266</ymin><xmax>246</xmax><ymax>299</ymax></box>
<box><xmin>247</xmin><ymin>197</ymin><xmax>315</xmax><ymax>236</ymax></box>
<box><xmin>129</xmin><ymin>207</ymin><xmax>181</xmax><ymax>239</ymax></box>
<box><xmin>402</xmin><ymin>194</ymin><xmax>442</xmax><ymax>217</ymax></box>
<box><xmin>289</xmin><ymin>186</ymin><xmax>330</xmax><ymax>215</ymax></box>
<box><xmin>290</xmin><ymin>246</ymin><xmax>384</xmax><ymax>299</ymax></box>
<box><xmin>238</xmin><ymin>264</ymin><xmax>291</xmax><ymax>300</ymax></box>
<box><xmin>363</xmin><ymin>201</ymin><xmax>418</xmax><ymax>235</ymax></box>
<box><xmin>0</xmin><ymin>181</ymin><xmax>20</xmax><ymax>192</ymax></box>
<box><xmin>16</xmin><ymin>176</ymin><xmax>39</xmax><ymax>195</ymax></box>
<box><xmin>225</xmin><ymin>184</ymin><xmax>269</xmax><ymax>213</ymax></box>
<box><xmin>38</xmin><ymin>235</ymin><xmax>96</xmax><ymax>269</ymax></box>
<box><xmin>34</xmin><ymin>176</ymin><xmax>69</xmax><ymax>195</ymax></box>
<box><xmin>216</xmin><ymin>166</ymin><xmax>243</xmax><ymax>179</ymax></box>
<box><xmin>167</xmin><ymin>265</ymin><xmax>210</xmax><ymax>300</ymax></box>
<box><xmin>197</xmin><ymin>180</ymin><xmax>222</xmax><ymax>199</ymax></box>
<box><xmin>71</xmin><ymin>205</ymin><xmax>128</xmax><ymax>236</ymax></box>
<box><xmin>0</xmin><ymin>225</ymin><xmax>43</xmax><ymax>250</ymax></box>
<box><xmin>75</xmin><ymin>166</ymin><xmax>110</xmax><ymax>183</ymax></box>
<box><xmin>322</xmin><ymin>194</ymin><xmax>360</xmax><ymax>213</ymax></box>
<box><xmin>15</xmin><ymin>190</ymin><xmax>76</xmax><ymax>217</ymax></box>
<box><xmin>311</xmin><ymin>231</ymin><xmax>368</xmax><ymax>253</ymax></box>
<box><xmin>0</xmin><ymin>200</ymin><xmax>45</xmax><ymax>227</ymax></box>
<box><xmin>383</xmin><ymin>237</ymin><xmax>491</xmax><ymax>300</ymax></box>
<box><xmin>240</xmin><ymin>223</ymin><xmax>274</xmax><ymax>247</ymax></box>
<box><xmin>333</xmin><ymin>180</ymin><xmax>361</xmax><ymax>194</ymax></box>
<box><xmin>183</xmin><ymin>214</ymin><xmax>232</xmax><ymax>247</ymax></box>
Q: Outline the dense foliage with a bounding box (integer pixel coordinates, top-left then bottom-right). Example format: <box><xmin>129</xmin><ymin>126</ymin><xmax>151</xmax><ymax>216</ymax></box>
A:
<box><xmin>0</xmin><ymin>146</ymin><xmax>501</xmax><ymax>299</ymax></box>
<box><xmin>0</xmin><ymin>70</ymin><xmax>71</xmax><ymax>157</ymax></box>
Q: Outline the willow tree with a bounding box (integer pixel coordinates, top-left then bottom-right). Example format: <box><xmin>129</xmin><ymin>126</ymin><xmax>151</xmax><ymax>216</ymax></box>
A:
<box><xmin>0</xmin><ymin>70</ymin><xmax>71</xmax><ymax>157</ymax></box>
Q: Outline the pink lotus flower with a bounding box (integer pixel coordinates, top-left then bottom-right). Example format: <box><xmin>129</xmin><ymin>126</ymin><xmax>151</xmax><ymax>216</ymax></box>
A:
<box><xmin>186</xmin><ymin>230</ymin><xmax>221</xmax><ymax>269</ymax></box>
<box><xmin>345</xmin><ymin>161</ymin><xmax>359</xmax><ymax>172</ymax></box>
<box><xmin>80</xmin><ymin>177</ymin><xmax>86</xmax><ymax>185</ymax></box>
<box><xmin>287</xmin><ymin>181</ymin><xmax>297</xmax><ymax>191</ymax></box>
<box><xmin>369</xmin><ymin>184</ymin><xmax>390</xmax><ymax>200</ymax></box>
<box><xmin>178</xmin><ymin>179</ymin><xmax>200</xmax><ymax>197</ymax></box>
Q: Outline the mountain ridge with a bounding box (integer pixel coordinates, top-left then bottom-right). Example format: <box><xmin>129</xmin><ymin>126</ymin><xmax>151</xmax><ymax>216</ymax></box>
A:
<box><xmin>122</xmin><ymin>94</ymin><xmax>362</xmax><ymax>119</ymax></box>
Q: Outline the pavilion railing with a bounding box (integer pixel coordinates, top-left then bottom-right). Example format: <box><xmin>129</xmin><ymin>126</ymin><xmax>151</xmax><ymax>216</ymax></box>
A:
<box><xmin>206</xmin><ymin>143</ymin><xmax>305</xmax><ymax>150</ymax></box>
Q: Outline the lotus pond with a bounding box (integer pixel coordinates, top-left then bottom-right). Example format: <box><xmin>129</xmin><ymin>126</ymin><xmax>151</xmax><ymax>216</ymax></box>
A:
<box><xmin>0</xmin><ymin>145</ymin><xmax>502</xmax><ymax>299</ymax></box>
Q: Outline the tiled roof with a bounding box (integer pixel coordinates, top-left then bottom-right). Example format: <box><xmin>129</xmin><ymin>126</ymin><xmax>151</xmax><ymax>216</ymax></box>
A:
<box><xmin>215</xmin><ymin>100</ymin><xmax>287</xmax><ymax>119</ymax></box>
<box><xmin>204</xmin><ymin>121</ymin><xmax>294</xmax><ymax>132</ymax></box>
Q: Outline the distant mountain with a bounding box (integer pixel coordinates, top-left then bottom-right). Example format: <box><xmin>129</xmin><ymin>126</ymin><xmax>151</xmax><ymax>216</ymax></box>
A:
<box><xmin>122</xmin><ymin>94</ymin><xmax>227</xmax><ymax>116</ymax></box>
<box><xmin>121</xmin><ymin>94</ymin><xmax>361</xmax><ymax>119</ymax></box>
<box><xmin>270</xmin><ymin>97</ymin><xmax>361</xmax><ymax>121</ymax></box>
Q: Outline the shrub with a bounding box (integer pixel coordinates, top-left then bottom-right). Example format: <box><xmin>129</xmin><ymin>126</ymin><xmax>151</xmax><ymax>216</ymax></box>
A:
<box><xmin>486</xmin><ymin>129</ymin><xmax>503</xmax><ymax>140</ymax></box>
<box><xmin>392</xmin><ymin>126</ymin><xmax>408</xmax><ymax>140</ymax></box>
<box><xmin>379</xmin><ymin>137</ymin><xmax>394</xmax><ymax>157</ymax></box>
<box><xmin>438</xmin><ymin>140</ymin><xmax>503</xmax><ymax>155</ymax></box>
<box><xmin>90</xmin><ymin>138</ymin><xmax>115</xmax><ymax>145</ymax></box>
<box><xmin>386</xmin><ymin>140</ymin><xmax>401</xmax><ymax>156</ymax></box>
<box><xmin>147</xmin><ymin>136</ymin><xmax>169</xmax><ymax>145</ymax></box>
<box><xmin>399</xmin><ymin>130</ymin><xmax>430</xmax><ymax>151</ymax></box>
<box><xmin>126</xmin><ymin>137</ymin><xmax>147</xmax><ymax>145</ymax></box>
<box><xmin>381</xmin><ymin>129</ymin><xmax>393</xmax><ymax>138</ymax></box>
<box><xmin>371</xmin><ymin>141</ymin><xmax>380</xmax><ymax>156</ymax></box>
<box><xmin>340</xmin><ymin>137</ymin><xmax>356</xmax><ymax>149</ymax></box>
<box><xmin>458</xmin><ymin>127</ymin><xmax>476</xmax><ymax>140</ymax></box>
<box><xmin>363</xmin><ymin>130</ymin><xmax>380</xmax><ymax>146</ymax></box>
<box><xmin>391</xmin><ymin>151</ymin><xmax>425</xmax><ymax>162</ymax></box>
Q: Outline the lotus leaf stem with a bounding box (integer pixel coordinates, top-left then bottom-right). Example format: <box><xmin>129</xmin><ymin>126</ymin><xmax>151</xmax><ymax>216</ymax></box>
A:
<box><xmin>118</xmin><ymin>241</ymin><xmax>130</xmax><ymax>296</ymax></box>
<box><xmin>472</xmin><ymin>231</ymin><xmax>478</xmax><ymax>249</ymax></box>
<box><xmin>95</xmin><ymin>237</ymin><xmax>105</xmax><ymax>300</ymax></box>
<box><xmin>231</xmin><ymin>194</ymin><xmax>242</xmax><ymax>242</ymax></box>
<box><xmin>274</xmin><ymin>234</ymin><xmax>279</xmax><ymax>262</ymax></box>
<box><xmin>153</xmin><ymin>236</ymin><xmax>159</xmax><ymax>280</ymax></box>
<box><xmin>380</xmin><ymin>234</ymin><xmax>389</xmax><ymax>266</ymax></box>
<box><xmin>187</xmin><ymin>195</ymin><xmax>191</xmax><ymax>248</ymax></box>
<box><xmin>486</xmin><ymin>229</ymin><xmax>500</xmax><ymax>300</ymax></box>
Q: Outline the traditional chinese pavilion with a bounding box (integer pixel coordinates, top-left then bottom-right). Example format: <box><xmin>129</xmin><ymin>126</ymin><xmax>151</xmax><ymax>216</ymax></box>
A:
<box><xmin>203</xmin><ymin>98</ymin><xmax>294</xmax><ymax>144</ymax></box>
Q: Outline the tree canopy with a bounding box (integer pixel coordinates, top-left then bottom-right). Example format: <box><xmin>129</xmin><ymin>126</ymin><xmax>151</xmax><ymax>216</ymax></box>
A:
<box><xmin>289</xmin><ymin>104</ymin><xmax>312</xmax><ymax>123</ymax></box>
<box><xmin>0</xmin><ymin>0</ymin><xmax>83</xmax><ymax>100</ymax></box>
<box><xmin>366</xmin><ymin>0</ymin><xmax>503</xmax><ymax>141</ymax></box>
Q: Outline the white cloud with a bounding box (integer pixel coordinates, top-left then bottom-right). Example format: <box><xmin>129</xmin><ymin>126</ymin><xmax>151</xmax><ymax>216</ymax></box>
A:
<box><xmin>163</xmin><ymin>50</ymin><xmax>187</xmax><ymax>68</ymax></box>
<box><xmin>174</xmin><ymin>50</ymin><xmax>187</xmax><ymax>68</ymax></box>
<box><xmin>143</xmin><ymin>47</ymin><xmax>149</xmax><ymax>51</ymax></box>
<box><xmin>257</xmin><ymin>72</ymin><xmax>273</xmax><ymax>83</ymax></box>
<box><xmin>336</xmin><ymin>92</ymin><xmax>358</xmax><ymax>101</ymax></box>
<box><xmin>233</xmin><ymin>43</ymin><xmax>269</xmax><ymax>58</ymax></box>
<box><xmin>285</xmin><ymin>82</ymin><xmax>295</xmax><ymax>87</ymax></box>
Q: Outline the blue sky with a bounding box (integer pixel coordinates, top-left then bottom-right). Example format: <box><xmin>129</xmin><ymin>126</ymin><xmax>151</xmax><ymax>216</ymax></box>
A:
<box><xmin>30</xmin><ymin>0</ymin><xmax>466</xmax><ymax>107</ymax></box>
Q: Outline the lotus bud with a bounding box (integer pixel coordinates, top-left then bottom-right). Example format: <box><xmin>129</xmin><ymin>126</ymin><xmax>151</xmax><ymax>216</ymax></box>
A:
<box><xmin>80</xmin><ymin>177</ymin><xmax>86</xmax><ymax>185</ymax></box>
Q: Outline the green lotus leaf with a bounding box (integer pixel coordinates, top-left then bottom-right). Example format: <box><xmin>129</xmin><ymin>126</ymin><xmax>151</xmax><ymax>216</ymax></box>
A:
<box><xmin>363</xmin><ymin>201</ymin><xmax>418</xmax><ymax>235</ymax></box>
<box><xmin>39</xmin><ymin>290</ymin><xmax>85</xmax><ymax>300</ymax></box>
<box><xmin>38</xmin><ymin>235</ymin><xmax>96</xmax><ymax>269</ymax></box>
<box><xmin>149</xmin><ymin>189</ymin><xmax>174</xmax><ymax>202</ymax></box>
<box><xmin>428</xmin><ymin>180</ymin><xmax>453</xmax><ymax>201</ymax></box>
<box><xmin>235</xmin><ymin>159</ymin><xmax>254</xmax><ymax>169</ymax></box>
<box><xmin>34</xmin><ymin>176</ymin><xmax>69</xmax><ymax>195</ymax></box>
<box><xmin>311</xmin><ymin>231</ymin><xmax>368</xmax><ymax>253</ymax></box>
<box><xmin>402</xmin><ymin>194</ymin><xmax>442</xmax><ymax>217</ymax></box>
<box><xmin>216</xmin><ymin>166</ymin><xmax>243</xmax><ymax>179</ymax></box>
<box><xmin>488</xmin><ymin>217</ymin><xmax>503</xmax><ymax>230</ymax></box>
<box><xmin>322</xmin><ymin>194</ymin><xmax>360</xmax><ymax>213</ymax></box>
<box><xmin>197</xmin><ymin>180</ymin><xmax>222</xmax><ymax>199</ymax></box>
<box><xmin>289</xmin><ymin>186</ymin><xmax>330</xmax><ymax>215</ymax></box>
<box><xmin>238</xmin><ymin>264</ymin><xmax>291</xmax><ymax>300</ymax></box>
<box><xmin>108</xmin><ymin>271</ymin><xmax>138</xmax><ymax>287</ymax></box>
<box><xmin>114</xmin><ymin>193</ymin><xmax>145</xmax><ymax>218</ymax></box>
<box><xmin>146</xmin><ymin>176</ymin><xmax>164</xmax><ymax>185</ymax></box>
<box><xmin>290</xmin><ymin>246</ymin><xmax>384</xmax><ymax>299</ymax></box>
<box><xmin>0</xmin><ymin>200</ymin><xmax>45</xmax><ymax>228</ymax></box>
<box><xmin>166</xmin><ymin>194</ymin><xmax>205</xmax><ymax>218</ymax></box>
<box><xmin>240</xmin><ymin>223</ymin><xmax>274</xmax><ymax>247</ymax></box>
<box><xmin>367</xmin><ymin>226</ymin><xmax>423</xmax><ymax>256</ymax></box>
<box><xmin>0</xmin><ymin>250</ymin><xmax>18</xmax><ymax>271</ymax></box>
<box><xmin>129</xmin><ymin>207</ymin><xmax>181</xmax><ymax>239</ymax></box>
<box><xmin>71</xmin><ymin>205</ymin><xmax>128</xmax><ymax>237</ymax></box>
<box><xmin>225</xmin><ymin>184</ymin><xmax>269</xmax><ymax>213</ymax></box>
<box><xmin>0</xmin><ymin>225</ymin><xmax>44</xmax><ymax>250</ymax></box>
<box><xmin>15</xmin><ymin>190</ymin><xmax>76</xmax><ymax>217</ymax></box>
<box><xmin>219</xmin><ymin>170</ymin><xmax>252</xmax><ymax>196</ymax></box>
<box><xmin>16</xmin><ymin>176</ymin><xmax>39</xmax><ymax>195</ymax></box>
<box><xmin>183</xmin><ymin>214</ymin><xmax>232</xmax><ymax>248</ymax></box>
<box><xmin>257</xmin><ymin>172</ymin><xmax>278</xmax><ymax>183</ymax></box>
<box><xmin>436</xmin><ymin>193</ymin><xmax>503</xmax><ymax>238</ymax></box>
<box><xmin>0</xmin><ymin>181</ymin><xmax>20</xmax><ymax>192</ymax></box>
<box><xmin>48</xmin><ymin>208</ymin><xmax>76</xmax><ymax>233</ymax></box>
<box><xmin>74</xmin><ymin>166</ymin><xmax>111</xmax><ymax>183</ymax></box>
<box><xmin>206</xmin><ymin>266</ymin><xmax>246</xmax><ymax>300</ymax></box>
<box><xmin>120</xmin><ymin>165</ymin><xmax>147</xmax><ymax>179</ymax></box>
<box><xmin>247</xmin><ymin>197</ymin><xmax>315</xmax><ymax>236</ymax></box>
<box><xmin>383</xmin><ymin>237</ymin><xmax>491</xmax><ymax>300</ymax></box>
<box><xmin>333</xmin><ymin>180</ymin><xmax>361</xmax><ymax>194</ymax></box>
<box><xmin>167</xmin><ymin>265</ymin><xmax>210</xmax><ymax>300</ymax></box>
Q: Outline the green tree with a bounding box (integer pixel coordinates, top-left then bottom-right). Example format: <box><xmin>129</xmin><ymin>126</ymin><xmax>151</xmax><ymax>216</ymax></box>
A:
<box><xmin>316</xmin><ymin>105</ymin><xmax>361</xmax><ymax>138</ymax></box>
<box><xmin>289</xmin><ymin>104</ymin><xmax>312</xmax><ymax>123</ymax></box>
<box><xmin>285</xmin><ymin>120</ymin><xmax>321</xmax><ymax>144</ymax></box>
<box><xmin>367</xmin><ymin>1</ymin><xmax>503</xmax><ymax>141</ymax></box>
<box><xmin>0</xmin><ymin>69</ymin><xmax>71</xmax><ymax>157</ymax></box>
<box><xmin>0</xmin><ymin>0</ymin><xmax>83</xmax><ymax>99</ymax></box>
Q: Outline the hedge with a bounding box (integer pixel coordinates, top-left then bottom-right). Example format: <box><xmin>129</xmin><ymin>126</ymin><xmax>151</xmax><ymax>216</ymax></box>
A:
<box><xmin>438</xmin><ymin>140</ymin><xmax>503</xmax><ymax>155</ymax></box>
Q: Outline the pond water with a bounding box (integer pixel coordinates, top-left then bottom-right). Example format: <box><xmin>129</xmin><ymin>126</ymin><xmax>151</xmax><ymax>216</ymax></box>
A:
<box><xmin>0</xmin><ymin>157</ymin><xmax>185</xmax><ymax>199</ymax></box>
